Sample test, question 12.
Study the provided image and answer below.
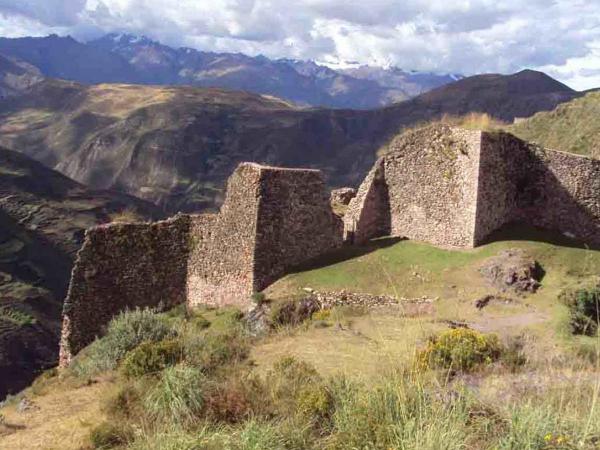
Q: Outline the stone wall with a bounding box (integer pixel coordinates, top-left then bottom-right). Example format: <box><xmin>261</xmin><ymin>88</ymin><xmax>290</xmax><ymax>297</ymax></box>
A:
<box><xmin>59</xmin><ymin>215</ymin><xmax>191</xmax><ymax>365</ymax></box>
<box><xmin>346</xmin><ymin>125</ymin><xmax>600</xmax><ymax>248</ymax></box>
<box><xmin>345</xmin><ymin>125</ymin><xmax>481</xmax><ymax>248</ymax></box>
<box><xmin>187</xmin><ymin>163</ymin><xmax>342</xmax><ymax>307</ymax></box>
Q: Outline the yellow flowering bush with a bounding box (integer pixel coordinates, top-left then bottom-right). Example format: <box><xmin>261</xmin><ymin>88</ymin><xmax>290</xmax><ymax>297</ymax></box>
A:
<box><xmin>417</xmin><ymin>328</ymin><xmax>502</xmax><ymax>372</ymax></box>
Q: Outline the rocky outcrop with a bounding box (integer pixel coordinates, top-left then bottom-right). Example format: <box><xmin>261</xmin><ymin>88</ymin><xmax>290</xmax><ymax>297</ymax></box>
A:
<box><xmin>479</xmin><ymin>249</ymin><xmax>542</xmax><ymax>293</ymax></box>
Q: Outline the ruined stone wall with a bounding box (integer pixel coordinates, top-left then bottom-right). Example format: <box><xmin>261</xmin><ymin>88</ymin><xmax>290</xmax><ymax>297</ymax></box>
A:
<box><xmin>253</xmin><ymin>165</ymin><xmax>343</xmax><ymax>289</ymax></box>
<box><xmin>516</xmin><ymin>147</ymin><xmax>600</xmax><ymax>246</ymax></box>
<box><xmin>187</xmin><ymin>164</ymin><xmax>261</xmax><ymax>308</ymax></box>
<box><xmin>343</xmin><ymin>159</ymin><xmax>390</xmax><ymax>244</ymax></box>
<box><xmin>59</xmin><ymin>215</ymin><xmax>190</xmax><ymax>365</ymax></box>
<box><xmin>474</xmin><ymin>132</ymin><xmax>534</xmax><ymax>244</ymax></box>
<box><xmin>345</xmin><ymin>125</ymin><xmax>481</xmax><ymax>248</ymax></box>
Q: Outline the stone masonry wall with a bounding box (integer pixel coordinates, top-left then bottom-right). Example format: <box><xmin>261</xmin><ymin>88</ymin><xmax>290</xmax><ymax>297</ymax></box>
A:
<box><xmin>186</xmin><ymin>163</ymin><xmax>261</xmax><ymax>308</ymax></box>
<box><xmin>187</xmin><ymin>163</ymin><xmax>343</xmax><ymax>307</ymax></box>
<box><xmin>346</xmin><ymin>125</ymin><xmax>600</xmax><ymax>248</ymax></box>
<box><xmin>345</xmin><ymin>125</ymin><xmax>481</xmax><ymax>248</ymax></box>
<box><xmin>253</xmin><ymin>165</ymin><xmax>343</xmax><ymax>289</ymax></box>
<box><xmin>59</xmin><ymin>215</ymin><xmax>191</xmax><ymax>366</ymax></box>
<box><xmin>516</xmin><ymin>146</ymin><xmax>600</xmax><ymax>246</ymax></box>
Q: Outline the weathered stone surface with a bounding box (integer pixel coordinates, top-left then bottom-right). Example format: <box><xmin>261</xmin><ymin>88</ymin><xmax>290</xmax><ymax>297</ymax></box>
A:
<box><xmin>59</xmin><ymin>215</ymin><xmax>191</xmax><ymax>366</ymax></box>
<box><xmin>345</xmin><ymin>125</ymin><xmax>600</xmax><ymax>248</ymax></box>
<box><xmin>330</xmin><ymin>187</ymin><xmax>357</xmax><ymax>206</ymax></box>
<box><xmin>187</xmin><ymin>162</ymin><xmax>343</xmax><ymax>308</ymax></box>
<box><xmin>479</xmin><ymin>249</ymin><xmax>542</xmax><ymax>293</ymax></box>
<box><xmin>60</xmin><ymin>163</ymin><xmax>343</xmax><ymax>364</ymax></box>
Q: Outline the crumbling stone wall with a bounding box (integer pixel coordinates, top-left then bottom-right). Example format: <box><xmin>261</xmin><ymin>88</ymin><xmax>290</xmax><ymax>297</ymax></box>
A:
<box><xmin>516</xmin><ymin>146</ymin><xmax>600</xmax><ymax>245</ymax></box>
<box><xmin>187</xmin><ymin>163</ymin><xmax>342</xmax><ymax>307</ymax></box>
<box><xmin>346</xmin><ymin>125</ymin><xmax>600</xmax><ymax>248</ymax></box>
<box><xmin>61</xmin><ymin>162</ymin><xmax>344</xmax><ymax>364</ymax></box>
<box><xmin>345</xmin><ymin>125</ymin><xmax>481</xmax><ymax>247</ymax></box>
<box><xmin>59</xmin><ymin>215</ymin><xmax>191</xmax><ymax>366</ymax></box>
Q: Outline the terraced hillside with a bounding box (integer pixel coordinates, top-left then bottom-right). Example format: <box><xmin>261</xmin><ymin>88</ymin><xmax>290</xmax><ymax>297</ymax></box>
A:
<box><xmin>0</xmin><ymin>147</ymin><xmax>159</xmax><ymax>399</ymax></box>
<box><xmin>0</xmin><ymin>70</ymin><xmax>581</xmax><ymax>213</ymax></box>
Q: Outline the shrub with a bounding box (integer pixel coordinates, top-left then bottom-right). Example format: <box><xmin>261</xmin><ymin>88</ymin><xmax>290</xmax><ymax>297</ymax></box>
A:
<box><xmin>189</xmin><ymin>314</ymin><xmax>211</xmax><ymax>331</ymax></box>
<box><xmin>311</xmin><ymin>309</ymin><xmax>331</xmax><ymax>321</ymax></box>
<box><xmin>104</xmin><ymin>382</ymin><xmax>144</xmax><ymax>419</ymax></box>
<box><xmin>500</xmin><ymin>335</ymin><xmax>527</xmax><ymax>372</ymax></box>
<box><xmin>71</xmin><ymin>308</ymin><xmax>176</xmax><ymax>377</ymax></box>
<box><xmin>296</xmin><ymin>384</ymin><xmax>334</xmax><ymax>421</ymax></box>
<box><xmin>121</xmin><ymin>339</ymin><xmax>182</xmax><ymax>378</ymax></box>
<box><xmin>266</xmin><ymin>356</ymin><xmax>327</xmax><ymax>418</ymax></box>
<box><xmin>184</xmin><ymin>330</ymin><xmax>249</xmax><ymax>373</ymax></box>
<box><xmin>89</xmin><ymin>421</ymin><xmax>134</xmax><ymax>449</ymax></box>
<box><xmin>270</xmin><ymin>298</ymin><xmax>319</xmax><ymax>327</ymax></box>
<box><xmin>417</xmin><ymin>328</ymin><xmax>502</xmax><ymax>372</ymax></box>
<box><xmin>144</xmin><ymin>365</ymin><xmax>205</xmax><ymax>426</ymax></box>
<box><xmin>560</xmin><ymin>286</ymin><xmax>600</xmax><ymax>336</ymax></box>
<box><xmin>251</xmin><ymin>292</ymin><xmax>267</xmax><ymax>306</ymax></box>
<box><xmin>204</xmin><ymin>377</ymin><xmax>257</xmax><ymax>423</ymax></box>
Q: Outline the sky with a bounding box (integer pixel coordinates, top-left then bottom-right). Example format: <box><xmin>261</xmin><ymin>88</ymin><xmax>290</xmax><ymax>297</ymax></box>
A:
<box><xmin>0</xmin><ymin>0</ymin><xmax>599</xmax><ymax>90</ymax></box>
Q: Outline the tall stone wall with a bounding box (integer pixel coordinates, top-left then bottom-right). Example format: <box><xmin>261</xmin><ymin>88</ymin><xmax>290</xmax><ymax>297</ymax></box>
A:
<box><xmin>474</xmin><ymin>132</ymin><xmax>533</xmax><ymax>244</ymax></box>
<box><xmin>187</xmin><ymin>164</ymin><xmax>261</xmax><ymax>308</ymax></box>
<box><xmin>253</xmin><ymin>165</ymin><xmax>343</xmax><ymax>289</ymax></box>
<box><xmin>345</xmin><ymin>125</ymin><xmax>481</xmax><ymax>248</ymax></box>
<box><xmin>59</xmin><ymin>215</ymin><xmax>191</xmax><ymax>366</ymax></box>
<box><xmin>346</xmin><ymin>125</ymin><xmax>600</xmax><ymax>248</ymax></box>
<box><xmin>187</xmin><ymin>163</ymin><xmax>342</xmax><ymax>307</ymax></box>
<box><xmin>516</xmin><ymin>146</ymin><xmax>600</xmax><ymax>246</ymax></box>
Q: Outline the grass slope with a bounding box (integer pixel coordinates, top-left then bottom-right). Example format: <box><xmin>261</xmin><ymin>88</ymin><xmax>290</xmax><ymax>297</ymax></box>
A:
<box><xmin>510</xmin><ymin>91</ymin><xmax>600</xmax><ymax>158</ymax></box>
<box><xmin>1</xmin><ymin>226</ymin><xmax>598</xmax><ymax>449</ymax></box>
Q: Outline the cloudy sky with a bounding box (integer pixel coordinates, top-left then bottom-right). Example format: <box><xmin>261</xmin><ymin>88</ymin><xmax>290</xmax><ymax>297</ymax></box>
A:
<box><xmin>0</xmin><ymin>0</ymin><xmax>599</xmax><ymax>90</ymax></box>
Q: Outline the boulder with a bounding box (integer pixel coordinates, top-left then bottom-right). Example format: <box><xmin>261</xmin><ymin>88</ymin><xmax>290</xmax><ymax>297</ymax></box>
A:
<box><xmin>479</xmin><ymin>249</ymin><xmax>542</xmax><ymax>293</ymax></box>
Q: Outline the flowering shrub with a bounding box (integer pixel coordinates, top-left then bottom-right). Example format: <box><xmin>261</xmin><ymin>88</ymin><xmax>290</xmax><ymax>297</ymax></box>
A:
<box><xmin>417</xmin><ymin>328</ymin><xmax>502</xmax><ymax>372</ymax></box>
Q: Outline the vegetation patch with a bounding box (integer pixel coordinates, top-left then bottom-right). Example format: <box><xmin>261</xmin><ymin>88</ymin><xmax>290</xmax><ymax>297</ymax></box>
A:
<box><xmin>417</xmin><ymin>328</ymin><xmax>502</xmax><ymax>372</ymax></box>
<box><xmin>560</xmin><ymin>285</ymin><xmax>600</xmax><ymax>336</ymax></box>
<box><xmin>120</xmin><ymin>339</ymin><xmax>182</xmax><ymax>378</ymax></box>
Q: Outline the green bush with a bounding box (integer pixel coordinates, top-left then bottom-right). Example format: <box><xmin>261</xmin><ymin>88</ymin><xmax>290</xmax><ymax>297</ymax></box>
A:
<box><xmin>417</xmin><ymin>328</ymin><xmax>502</xmax><ymax>372</ymax></box>
<box><xmin>144</xmin><ymin>365</ymin><xmax>205</xmax><ymax>426</ymax></box>
<box><xmin>296</xmin><ymin>384</ymin><xmax>334</xmax><ymax>421</ymax></box>
<box><xmin>71</xmin><ymin>308</ymin><xmax>176</xmax><ymax>377</ymax></box>
<box><xmin>184</xmin><ymin>330</ymin><xmax>249</xmax><ymax>373</ymax></box>
<box><xmin>89</xmin><ymin>420</ymin><xmax>134</xmax><ymax>449</ymax></box>
<box><xmin>560</xmin><ymin>286</ymin><xmax>600</xmax><ymax>336</ymax></box>
<box><xmin>121</xmin><ymin>339</ymin><xmax>182</xmax><ymax>378</ymax></box>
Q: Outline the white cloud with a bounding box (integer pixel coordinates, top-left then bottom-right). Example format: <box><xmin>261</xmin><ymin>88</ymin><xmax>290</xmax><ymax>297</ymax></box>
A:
<box><xmin>0</xmin><ymin>0</ymin><xmax>599</xmax><ymax>89</ymax></box>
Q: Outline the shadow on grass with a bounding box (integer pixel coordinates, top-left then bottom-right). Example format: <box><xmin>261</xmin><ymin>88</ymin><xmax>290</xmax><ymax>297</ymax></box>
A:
<box><xmin>287</xmin><ymin>236</ymin><xmax>405</xmax><ymax>275</ymax></box>
<box><xmin>480</xmin><ymin>222</ymin><xmax>600</xmax><ymax>251</ymax></box>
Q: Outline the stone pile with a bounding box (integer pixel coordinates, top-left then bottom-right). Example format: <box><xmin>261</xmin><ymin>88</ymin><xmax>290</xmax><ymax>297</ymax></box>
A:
<box><xmin>305</xmin><ymin>288</ymin><xmax>434</xmax><ymax>309</ymax></box>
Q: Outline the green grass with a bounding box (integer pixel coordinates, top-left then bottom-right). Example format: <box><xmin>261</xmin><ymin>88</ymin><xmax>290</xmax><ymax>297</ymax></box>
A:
<box><xmin>509</xmin><ymin>91</ymin><xmax>600</xmax><ymax>159</ymax></box>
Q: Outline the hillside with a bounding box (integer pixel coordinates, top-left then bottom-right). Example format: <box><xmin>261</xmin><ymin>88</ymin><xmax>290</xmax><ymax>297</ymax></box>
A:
<box><xmin>0</xmin><ymin>70</ymin><xmax>582</xmax><ymax>213</ymax></box>
<box><xmin>510</xmin><ymin>91</ymin><xmax>600</xmax><ymax>158</ymax></box>
<box><xmin>0</xmin><ymin>34</ymin><xmax>459</xmax><ymax>109</ymax></box>
<box><xmin>0</xmin><ymin>147</ymin><xmax>159</xmax><ymax>399</ymax></box>
<box><xmin>1</xmin><ymin>227</ymin><xmax>599</xmax><ymax>448</ymax></box>
<box><xmin>0</xmin><ymin>54</ymin><xmax>43</xmax><ymax>98</ymax></box>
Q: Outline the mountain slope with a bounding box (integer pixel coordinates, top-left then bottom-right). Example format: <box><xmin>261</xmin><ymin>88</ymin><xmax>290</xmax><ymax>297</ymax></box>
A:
<box><xmin>400</xmin><ymin>69</ymin><xmax>578</xmax><ymax>122</ymax></box>
<box><xmin>0</xmin><ymin>34</ymin><xmax>458</xmax><ymax>109</ymax></box>
<box><xmin>509</xmin><ymin>91</ymin><xmax>600</xmax><ymax>158</ymax></box>
<box><xmin>0</xmin><ymin>54</ymin><xmax>43</xmax><ymax>98</ymax></box>
<box><xmin>0</xmin><ymin>147</ymin><xmax>159</xmax><ymax>399</ymax></box>
<box><xmin>0</xmin><ymin>70</ymin><xmax>582</xmax><ymax>213</ymax></box>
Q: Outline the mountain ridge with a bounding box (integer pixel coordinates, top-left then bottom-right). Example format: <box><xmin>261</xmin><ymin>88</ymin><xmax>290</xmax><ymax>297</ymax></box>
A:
<box><xmin>0</xmin><ymin>33</ymin><xmax>462</xmax><ymax>109</ymax></box>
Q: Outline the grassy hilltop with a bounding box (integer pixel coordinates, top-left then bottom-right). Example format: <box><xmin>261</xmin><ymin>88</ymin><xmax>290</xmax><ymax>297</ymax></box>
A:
<box><xmin>510</xmin><ymin>91</ymin><xmax>600</xmax><ymax>159</ymax></box>
<box><xmin>1</xmin><ymin>225</ymin><xmax>599</xmax><ymax>450</ymax></box>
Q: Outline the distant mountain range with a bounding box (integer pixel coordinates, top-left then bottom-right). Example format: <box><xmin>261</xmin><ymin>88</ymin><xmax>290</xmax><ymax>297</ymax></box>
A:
<box><xmin>0</xmin><ymin>33</ymin><xmax>461</xmax><ymax>109</ymax></box>
<box><xmin>0</xmin><ymin>68</ymin><xmax>580</xmax><ymax>213</ymax></box>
